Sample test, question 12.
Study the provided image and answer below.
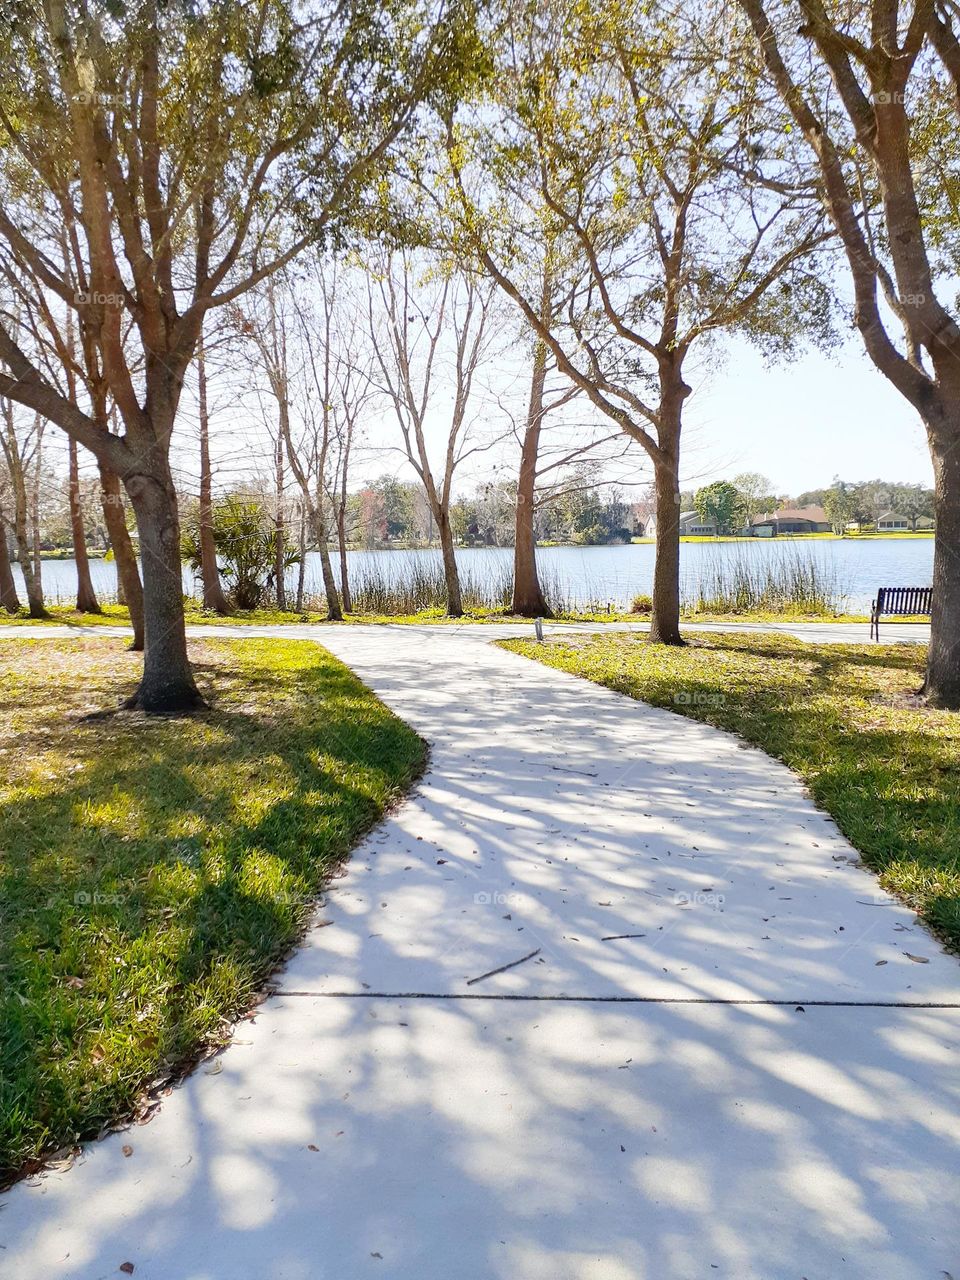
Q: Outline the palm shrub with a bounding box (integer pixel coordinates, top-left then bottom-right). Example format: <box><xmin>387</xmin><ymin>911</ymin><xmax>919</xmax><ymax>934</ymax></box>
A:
<box><xmin>182</xmin><ymin>498</ymin><xmax>299</xmax><ymax>609</ymax></box>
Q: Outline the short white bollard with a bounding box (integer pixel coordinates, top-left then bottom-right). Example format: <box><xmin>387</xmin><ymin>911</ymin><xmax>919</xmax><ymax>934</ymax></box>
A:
<box><xmin>534</xmin><ymin>617</ymin><xmax>544</xmax><ymax>642</ymax></box>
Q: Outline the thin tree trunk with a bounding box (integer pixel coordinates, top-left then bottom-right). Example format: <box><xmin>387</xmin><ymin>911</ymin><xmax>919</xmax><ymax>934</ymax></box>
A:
<box><xmin>6</xmin><ymin>437</ymin><xmax>46</xmax><ymax>619</ymax></box>
<box><xmin>313</xmin><ymin>490</ymin><xmax>343</xmax><ymax>621</ymax></box>
<box><xmin>197</xmin><ymin>329</ymin><xmax>230</xmax><ymax>614</ymax></box>
<box><xmin>63</xmin><ymin>294</ymin><xmax>100</xmax><ymax>614</ymax></box>
<box><xmin>99</xmin><ymin>464</ymin><xmax>144</xmax><ymax>648</ymax></box>
<box><xmin>336</xmin><ymin>508</ymin><xmax>351</xmax><ymax>612</ymax></box>
<box><xmin>69</xmin><ymin>438</ymin><xmax>101</xmax><ymax>613</ymax></box>
<box><xmin>29</xmin><ymin>421</ymin><xmax>43</xmax><ymax>604</ymax></box>
<box><xmin>14</xmin><ymin>504</ymin><xmax>45</xmax><ymax>618</ymax></box>
<box><xmin>295</xmin><ymin>501</ymin><xmax>306</xmax><ymax>612</ymax></box>
<box><xmin>437</xmin><ymin>511</ymin><xmax>463</xmax><ymax>616</ymax></box>
<box><xmin>318</xmin><ymin>531</ymin><xmax>342</xmax><ymax>621</ymax></box>
<box><xmin>0</xmin><ymin>513</ymin><xmax>20</xmax><ymax>611</ymax></box>
<box><xmin>124</xmin><ymin>461</ymin><xmax>200</xmax><ymax>711</ymax></box>
<box><xmin>924</xmin><ymin>424</ymin><xmax>960</xmax><ymax>708</ymax></box>
<box><xmin>305</xmin><ymin>488</ymin><xmax>343</xmax><ymax>621</ymax></box>
<box><xmin>513</xmin><ymin>331</ymin><xmax>551</xmax><ymax>617</ymax></box>
<box><xmin>274</xmin><ymin>430</ymin><xmax>287</xmax><ymax>611</ymax></box>
<box><xmin>337</xmin><ymin>432</ymin><xmax>352</xmax><ymax>612</ymax></box>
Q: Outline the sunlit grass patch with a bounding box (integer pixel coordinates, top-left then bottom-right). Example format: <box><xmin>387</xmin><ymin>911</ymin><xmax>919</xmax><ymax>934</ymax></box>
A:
<box><xmin>0</xmin><ymin>637</ymin><xmax>425</xmax><ymax>1185</ymax></box>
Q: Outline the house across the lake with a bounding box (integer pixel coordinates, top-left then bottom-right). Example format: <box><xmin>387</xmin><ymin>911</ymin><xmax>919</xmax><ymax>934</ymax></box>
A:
<box><xmin>679</xmin><ymin>510</ymin><xmax>719</xmax><ymax>536</ymax></box>
<box><xmin>876</xmin><ymin>510</ymin><xmax>934</xmax><ymax>531</ymax></box>
<box><xmin>876</xmin><ymin>511</ymin><xmax>910</xmax><ymax>531</ymax></box>
<box><xmin>748</xmin><ymin>505</ymin><xmax>831</xmax><ymax>536</ymax></box>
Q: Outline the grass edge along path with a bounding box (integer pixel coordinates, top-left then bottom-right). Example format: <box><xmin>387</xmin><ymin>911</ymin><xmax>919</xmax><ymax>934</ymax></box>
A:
<box><xmin>499</xmin><ymin>630</ymin><xmax>960</xmax><ymax>955</ymax></box>
<box><xmin>0</xmin><ymin>636</ymin><xmax>426</xmax><ymax>1187</ymax></box>
<box><xmin>0</xmin><ymin>602</ymin><xmax>885</xmax><ymax>628</ymax></box>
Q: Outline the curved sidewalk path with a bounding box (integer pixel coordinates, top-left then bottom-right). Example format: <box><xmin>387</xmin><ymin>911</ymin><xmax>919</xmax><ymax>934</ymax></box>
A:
<box><xmin>1</xmin><ymin>622</ymin><xmax>958</xmax><ymax>1279</ymax></box>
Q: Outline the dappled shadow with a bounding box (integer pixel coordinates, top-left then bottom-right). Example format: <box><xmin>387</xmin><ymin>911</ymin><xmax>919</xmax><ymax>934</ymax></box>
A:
<box><xmin>0</xmin><ymin>640</ymin><xmax>424</xmax><ymax>1182</ymax></box>
<box><xmin>527</xmin><ymin>632</ymin><xmax>960</xmax><ymax>954</ymax></box>
<box><xmin>3</xmin><ymin>996</ymin><xmax>958</xmax><ymax>1278</ymax></box>
<box><xmin>275</xmin><ymin>632</ymin><xmax>958</xmax><ymax>1004</ymax></box>
<box><xmin>1</xmin><ymin>627</ymin><xmax>958</xmax><ymax>1277</ymax></box>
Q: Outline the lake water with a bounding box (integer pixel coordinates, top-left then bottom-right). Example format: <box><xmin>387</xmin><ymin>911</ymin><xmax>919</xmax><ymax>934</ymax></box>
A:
<box><xmin>13</xmin><ymin>538</ymin><xmax>935</xmax><ymax>613</ymax></box>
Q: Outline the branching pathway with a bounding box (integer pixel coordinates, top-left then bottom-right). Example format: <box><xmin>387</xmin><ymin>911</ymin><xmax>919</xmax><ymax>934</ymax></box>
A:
<box><xmin>1</xmin><ymin>622</ymin><xmax>957</xmax><ymax>1280</ymax></box>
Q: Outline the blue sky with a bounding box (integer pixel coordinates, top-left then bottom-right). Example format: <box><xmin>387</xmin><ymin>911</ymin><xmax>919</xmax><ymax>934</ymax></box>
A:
<box><xmin>685</xmin><ymin>335</ymin><xmax>933</xmax><ymax>496</ymax></box>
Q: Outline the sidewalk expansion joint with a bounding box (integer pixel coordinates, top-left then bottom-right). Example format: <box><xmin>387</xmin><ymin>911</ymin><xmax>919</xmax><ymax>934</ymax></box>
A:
<box><xmin>274</xmin><ymin>990</ymin><xmax>960</xmax><ymax>1008</ymax></box>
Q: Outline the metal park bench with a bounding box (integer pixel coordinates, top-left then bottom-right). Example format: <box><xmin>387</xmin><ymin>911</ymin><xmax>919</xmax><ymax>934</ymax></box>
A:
<box><xmin>869</xmin><ymin>586</ymin><xmax>933</xmax><ymax>640</ymax></box>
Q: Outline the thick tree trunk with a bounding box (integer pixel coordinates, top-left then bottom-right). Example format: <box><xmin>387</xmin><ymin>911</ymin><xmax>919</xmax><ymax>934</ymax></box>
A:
<box><xmin>924</xmin><ymin>427</ymin><xmax>960</xmax><ymax>708</ymax></box>
<box><xmin>197</xmin><ymin>333</ymin><xmax>230</xmax><ymax>614</ymax></box>
<box><xmin>99</xmin><ymin>464</ymin><xmax>145</xmax><ymax>649</ymax></box>
<box><xmin>648</xmin><ymin>451</ymin><xmax>684</xmax><ymax>646</ymax></box>
<box><xmin>124</xmin><ymin>464</ymin><xmax>203</xmax><ymax>712</ymax></box>
<box><xmin>438</xmin><ymin>512</ymin><xmax>463</xmax><ymax>617</ymax></box>
<box><xmin>69</xmin><ymin>438</ymin><xmax>101</xmax><ymax>613</ymax></box>
<box><xmin>512</xmin><ymin>335</ymin><xmax>552</xmax><ymax>618</ymax></box>
<box><xmin>0</xmin><ymin>516</ymin><xmax>20</xmax><ymax>612</ymax></box>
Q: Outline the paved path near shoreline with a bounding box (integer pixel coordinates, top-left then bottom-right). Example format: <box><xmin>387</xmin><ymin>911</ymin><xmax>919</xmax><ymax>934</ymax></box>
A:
<box><xmin>1</xmin><ymin>623</ymin><xmax>958</xmax><ymax>1280</ymax></box>
<box><xmin>0</xmin><ymin>615</ymin><xmax>934</xmax><ymax>644</ymax></box>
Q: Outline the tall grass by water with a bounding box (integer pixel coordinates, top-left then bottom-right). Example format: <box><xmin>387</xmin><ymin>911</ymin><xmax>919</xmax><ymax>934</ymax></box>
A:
<box><xmin>346</xmin><ymin>555</ymin><xmax>583</xmax><ymax>615</ymax></box>
<box><xmin>686</xmin><ymin>547</ymin><xmax>847</xmax><ymax>616</ymax></box>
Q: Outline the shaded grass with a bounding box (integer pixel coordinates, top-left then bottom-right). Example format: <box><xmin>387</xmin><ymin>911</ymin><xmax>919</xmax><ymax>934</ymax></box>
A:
<box><xmin>0</xmin><ymin>637</ymin><xmax>426</xmax><ymax>1185</ymax></box>
<box><xmin>500</xmin><ymin>631</ymin><xmax>960</xmax><ymax>952</ymax></box>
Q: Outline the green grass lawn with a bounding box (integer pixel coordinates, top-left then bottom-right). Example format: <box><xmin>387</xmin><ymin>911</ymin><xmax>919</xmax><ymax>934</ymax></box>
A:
<box><xmin>0</xmin><ymin>637</ymin><xmax>425</xmax><ymax>1185</ymax></box>
<box><xmin>500</xmin><ymin>630</ymin><xmax>960</xmax><ymax>952</ymax></box>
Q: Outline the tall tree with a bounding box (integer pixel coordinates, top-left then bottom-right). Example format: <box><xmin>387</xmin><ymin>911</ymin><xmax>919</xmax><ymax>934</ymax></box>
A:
<box><xmin>62</xmin><ymin>305</ymin><xmax>100</xmax><ymax>613</ymax></box>
<box><xmin>733</xmin><ymin>472</ymin><xmax>777</xmax><ymax>526</ymax></box>
<box><xmin>0</xmin><ymin>0</ymin><xmax>478</xmax><ymax>709</ymax></box>
<box><xmin>738</xmin><ymin>0</ymin><xmax>960</xmax><ymax>706</ymax></box>
<box><xmin>694</xmin><ymin>481</ymin><xmax>748</xmax><ymax>535</ymax></box>
<box><xmin>325</xmin><ymin>276</ymin><xmax>374</xmax><ymax>613</ymax></box>
<box><xmin>0</xmin><ymin>400</ymin><xmax>46</xmax><ymax>618</ymax></box>
<box><xmin>66</xmin><ymin>438</ymin><xmax>100</xmax><ymax>612</ymax></box>
<box><xmin>234</xmin><ymin>271</ymin><xmax>345</xmax><ymax>619</ymax></box>
<box><xmin>0</xmin><ymin>463</ymin><xmax>20</xmax><ymax>611</ymax></box>
<box><xmin>195</xmin><ymin>325</ymin><xmax>231</xmax><ymax>614</ymax></box>
<box><xmin>824</xmin><ymin>478</ymin><xmax>857</xmax><ymax>535</ymax></box>
<box><xmin>367</xmin><ymin>253</ymin><xmax>502</xmax><ymax>617</ymax></box>
<box><xmin>511</xmin><ymin>260</ymin><xmax>580</xmax><ymax>616</ymax></box>
<box><xmin>444</xmin><ymin>0</ymin><xmax>833</xmax><ymax>643</ymax></box>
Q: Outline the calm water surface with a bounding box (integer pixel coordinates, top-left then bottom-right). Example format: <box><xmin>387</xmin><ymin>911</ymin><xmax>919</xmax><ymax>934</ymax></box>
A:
<box><xmin>15</xmin><ymin>539</ymin><xmax>935</xmax><ymax>614</ymax></box>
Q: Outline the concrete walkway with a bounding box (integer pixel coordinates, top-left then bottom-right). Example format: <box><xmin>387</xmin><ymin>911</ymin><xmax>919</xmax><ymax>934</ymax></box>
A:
<box><xmin>1</xmin><ymin>624</ymin><xmax>957</xmax><ymax>1279</ymax></box>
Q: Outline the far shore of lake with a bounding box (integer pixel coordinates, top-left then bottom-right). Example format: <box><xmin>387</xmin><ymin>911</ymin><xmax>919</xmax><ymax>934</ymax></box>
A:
<box><xmin>27</xmin><ymin>527</ymin><xmax>937</xmax><ymax>561</ymax></box>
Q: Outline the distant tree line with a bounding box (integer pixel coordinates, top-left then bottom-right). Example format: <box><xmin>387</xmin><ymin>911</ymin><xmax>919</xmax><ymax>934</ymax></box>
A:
<box><xmin>803</xmin><ymin>480</ymin><xmax>935</xmax><ymax>533</ymax></box>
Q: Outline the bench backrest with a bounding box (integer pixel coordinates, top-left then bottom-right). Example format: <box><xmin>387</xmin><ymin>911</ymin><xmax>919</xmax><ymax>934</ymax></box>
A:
<box><xmin>876</xmin><ymin>586</ymin><xmax>932</xmax><ymax>616</ymax></box>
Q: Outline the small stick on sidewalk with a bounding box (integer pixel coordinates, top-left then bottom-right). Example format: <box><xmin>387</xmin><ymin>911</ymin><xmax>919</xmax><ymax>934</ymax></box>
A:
<box><xmin>466</xmin><ymin>948</ymin><xmax>541</xmax><ymax>986</ymax></box>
